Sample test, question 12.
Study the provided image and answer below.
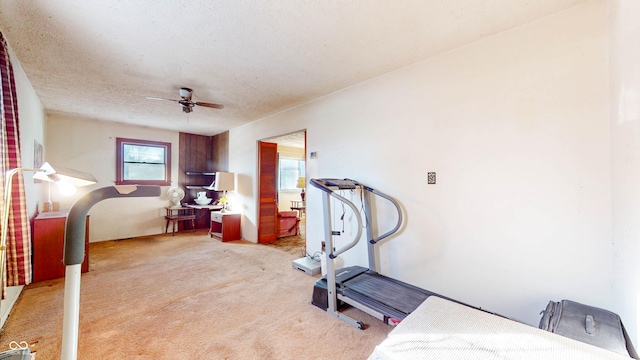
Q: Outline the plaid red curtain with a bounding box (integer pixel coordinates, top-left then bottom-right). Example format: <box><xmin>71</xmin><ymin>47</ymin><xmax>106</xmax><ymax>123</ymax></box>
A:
<box><xmin>0</xmin><ymin>32</ymin><xmax>32</xmax><ymax>290</ymax></box>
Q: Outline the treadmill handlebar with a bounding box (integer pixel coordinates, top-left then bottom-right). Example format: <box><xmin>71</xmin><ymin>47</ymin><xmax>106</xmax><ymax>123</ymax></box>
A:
<box><xmin>368</xmin><ymin>188</ymin><xmax>403</xmax><ymax>244</ymax></box>
<box><xmin>311</xmin><ymin>178</ymin><xmax>402</xmax><ymax>244</ymax></box>
<box><xmin>326</xmin><ymin>189</ymin><xmax>363</xmax><ymax>259</ymax></box>
<box><xmin>311</xmin><ymin>178</ymin><xmax>402</xmax><ymax>254</ymax></box>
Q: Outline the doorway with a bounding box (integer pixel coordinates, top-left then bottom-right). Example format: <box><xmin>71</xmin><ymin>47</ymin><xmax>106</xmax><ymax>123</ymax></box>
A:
<box><xmin>258</xmin><ymin>130</ymin><xmax>307</xmax><ymax>256</ymax></box>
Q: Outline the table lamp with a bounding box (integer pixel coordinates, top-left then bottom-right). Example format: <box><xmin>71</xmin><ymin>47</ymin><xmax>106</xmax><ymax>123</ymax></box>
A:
<box><xmin>213</xmin><ymin>172</ymin><xmax>234</xmax><ymax>212</ymax></box>
<box><xmin>296</xmin><ymin>177</ymin><xmax>306</xmax><ymax>201</ymax></box>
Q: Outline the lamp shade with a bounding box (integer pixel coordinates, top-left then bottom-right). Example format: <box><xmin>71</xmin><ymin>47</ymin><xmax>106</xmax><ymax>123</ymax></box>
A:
<box><xmin>33</xmin><ymin>162</ymin><xmax>97</xmax><ymax>187</ymax></box>
<box><xmin>213</xmin><ymin>172</ymin><xmax>235</xmax><ymax>191</ymax></box>
<box><xmin>296</xmin><ymin>177</ymin><xmax>306</xmax><ymax>189</ymax></box>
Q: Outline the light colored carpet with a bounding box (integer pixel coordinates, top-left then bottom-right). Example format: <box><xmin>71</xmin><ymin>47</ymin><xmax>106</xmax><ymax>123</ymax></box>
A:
<box><xmin>0</xmin><ymin>229</ymin><xmax>391</xmax><ymax>359</ymax></box>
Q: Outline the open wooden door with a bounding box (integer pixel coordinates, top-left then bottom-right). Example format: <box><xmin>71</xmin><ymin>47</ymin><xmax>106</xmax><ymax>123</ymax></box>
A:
<box><xmin>258</xmin><ymin>141</ymin><xmax>278</xmax><ymax>243</ymax></box>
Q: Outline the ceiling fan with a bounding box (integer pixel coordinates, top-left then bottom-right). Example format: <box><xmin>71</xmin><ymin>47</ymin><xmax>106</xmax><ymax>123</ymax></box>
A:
<box><xmin>146</xmin><ymin>87</ymin><xmax>224</xmax><ymax>113</ymax></box>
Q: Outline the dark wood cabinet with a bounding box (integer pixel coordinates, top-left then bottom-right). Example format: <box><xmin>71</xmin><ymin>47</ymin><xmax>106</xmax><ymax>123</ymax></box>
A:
<box><xmin>33</xmin><ymin>210</ymin><xmax>89</xmax><ymax>282</ymax></box>
<box><xmin>179</xmin><ymin>131</ymin><xmax>230</xmax><ymax>229</ymax></box>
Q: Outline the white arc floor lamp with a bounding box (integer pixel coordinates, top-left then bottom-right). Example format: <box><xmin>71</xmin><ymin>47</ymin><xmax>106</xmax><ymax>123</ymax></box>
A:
<box><xmin>1</xmin><ymin>163</ymin><xmax>161</xmax><ymax>360</ymax></box>
<box><xmin>60</xmin><ymin>185</ymin><xmax>160</xmax><ymax>360</ymax></box>
<box><xmin>1</xmin><ymin>162</ymin><xmax>97</xmax><ymax>323</ymax></box>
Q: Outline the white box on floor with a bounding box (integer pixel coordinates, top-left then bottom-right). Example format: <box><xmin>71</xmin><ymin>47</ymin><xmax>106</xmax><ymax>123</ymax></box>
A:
<box><xmin>292</xmin><ymin>257</ymin><xmax>320</xmax><ymax>276</ymax></box>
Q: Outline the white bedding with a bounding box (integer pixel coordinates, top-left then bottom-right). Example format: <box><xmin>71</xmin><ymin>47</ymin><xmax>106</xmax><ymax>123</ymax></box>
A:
<box><xmin>369</xmin><ymin>296</ymin><xmax>630</xmax><ymax>360</ymax></box>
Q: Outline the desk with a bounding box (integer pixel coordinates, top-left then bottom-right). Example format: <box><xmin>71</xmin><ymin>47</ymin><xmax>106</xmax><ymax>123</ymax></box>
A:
<box><xmin>185</xmin><ymin>204</ymin><xmax>223</xmax><ymax>211</ymax></box>
<box><xmin>165</xmin><ymin>207</ymin><xmax>196</xmax><ymax>235</ymax></box>
<box><xmin>185</xmin><ymin>203</ymin><xmax>223</xmax><ymax>229</ymax></box>
<box><xmin>290</xmin><ymin>200</ymin><xmax>305</xmax><ymax>217</ymax></box>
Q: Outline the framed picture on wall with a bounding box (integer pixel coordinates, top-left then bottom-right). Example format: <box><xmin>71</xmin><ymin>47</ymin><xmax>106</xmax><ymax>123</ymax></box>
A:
<box><xmin>34</xmin><ymin>139</ymin><xmax>43</xmax><ymax>183</ymax></box>
<box><xmin>34</xmin><ymin>140</ymin><xmax>43</xmax><ymax>168</ymax></box>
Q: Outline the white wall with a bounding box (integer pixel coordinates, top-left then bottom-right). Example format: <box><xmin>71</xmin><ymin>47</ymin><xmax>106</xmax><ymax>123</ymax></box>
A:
<box><xmin>610</xmin><ymin>0</ymin><xmax>640</xmax><ymax>347</ymax></box>
<box><xmin>46</xmin><ymin>114</ymin><xmax>179</xmax><ymax>241</ymax></box>
<box><xmin>0</xmin><ymin>35</ymin><xmax>47</xmax><ymax>326</ymax></box>
<box><xmin>230</xmin><ymin>0</ymin><xmax>614</xmax><ymax>327</ymax></box>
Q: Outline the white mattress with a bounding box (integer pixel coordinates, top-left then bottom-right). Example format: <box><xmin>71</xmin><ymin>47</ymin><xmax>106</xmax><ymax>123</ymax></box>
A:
<box><xmin>369</xmin><ymin>296</ymin><xmax>630</xmax><ymax>360</ymax></box>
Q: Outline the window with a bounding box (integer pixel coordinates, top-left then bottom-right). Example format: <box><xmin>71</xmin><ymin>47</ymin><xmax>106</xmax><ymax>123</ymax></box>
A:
<box><xmin>279</xmin><ymin>157</ymin><xmax>305</xmax><ymax>191</ymax></box>
<box><xmin>116</xmin><ymin>138</ymin><xmax>171</xmax><ymax>186</ymax></box>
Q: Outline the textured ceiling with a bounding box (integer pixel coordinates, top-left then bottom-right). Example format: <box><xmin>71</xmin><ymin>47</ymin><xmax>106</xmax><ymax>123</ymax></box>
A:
<box><xmin>264</xmin><ymin>131</ymin><xmax>305</xmax><ymax>149</ymax></box>
<box><xmin>0</xmin><ymin>0</ymin><xmax>586</xmax><ymax>136</ymax></box>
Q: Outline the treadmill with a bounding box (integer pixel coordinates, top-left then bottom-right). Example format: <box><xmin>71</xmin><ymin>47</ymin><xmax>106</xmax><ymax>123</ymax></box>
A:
<box><xmin>310</xmin><ymin>178</ymin><xmax>440</xmax><ymax>329</ymax></box>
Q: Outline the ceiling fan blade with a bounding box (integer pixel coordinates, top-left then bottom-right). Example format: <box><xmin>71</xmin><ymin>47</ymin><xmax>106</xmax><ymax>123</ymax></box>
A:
<box><xmin>195</xmin><ymin>102</ymin><xmax>224</xmax><ymax>109</ymax></box>
<box><xmin>145</xmin><ymin>96</ymin><xmax>179</xmax><ymax>102</ymax></box>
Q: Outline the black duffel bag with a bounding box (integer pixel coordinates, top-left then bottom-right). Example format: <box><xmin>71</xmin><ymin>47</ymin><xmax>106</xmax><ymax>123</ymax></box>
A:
<box><xmin>540</xmin><ymin>300</ymin><xmax>638</xmax><ymax>358</ymax></box>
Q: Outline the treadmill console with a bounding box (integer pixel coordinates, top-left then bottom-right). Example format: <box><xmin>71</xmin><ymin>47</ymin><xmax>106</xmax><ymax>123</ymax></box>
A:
<box><xmin>326</xmin><ymin>179</ymin><xmax>357</xmax><ymax>189</ymax></box>
<box><xmin>311</xmin><ymin>178</ymin><xmax>358</xmax><ymax>192</ymax></box>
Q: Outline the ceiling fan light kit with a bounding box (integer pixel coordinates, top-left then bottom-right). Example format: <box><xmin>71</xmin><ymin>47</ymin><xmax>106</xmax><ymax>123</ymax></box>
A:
<box><xmin>146</xmin><ymin>87</ymin><xmax>224</xmax><ymax>113</ymax></box>
<box><xmin>179</xmin><ymin>87</ymin><xmax>192</xmax><ymax>98</ymax></box>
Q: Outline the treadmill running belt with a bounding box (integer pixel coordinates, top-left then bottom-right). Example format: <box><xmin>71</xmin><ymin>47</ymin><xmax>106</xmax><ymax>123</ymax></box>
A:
<box><xmin>344</xmin><ymin>272</ymin><xmax>430</xmax><ymax>315</ymax></box>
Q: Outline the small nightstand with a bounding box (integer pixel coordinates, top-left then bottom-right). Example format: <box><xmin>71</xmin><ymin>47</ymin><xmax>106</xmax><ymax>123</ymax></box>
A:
<box><xmin>33</xmin><ymin>210</ymin><xmax>89</xmax><ymax>282</ymax></box>
<box><xmin>209</xmin><ymin>211</ymin><xmax>241</xmax><ymax>241</ymax></box>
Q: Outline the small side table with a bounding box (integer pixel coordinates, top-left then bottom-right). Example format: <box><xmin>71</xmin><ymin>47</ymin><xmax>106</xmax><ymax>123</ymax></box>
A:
<box><xmin>165</xmin><ymin>207</ymin><xmax>196</xmax><ymax>236</ymax></box>
<box><xmin>290</xmin><ymin>200</ymin><xmax>305</xmax><ymax>217</ymax></box>
<box><xmin>210</xmin><ymin>211</ymin><xmax>241</xmax><ymax>241</ymax></box>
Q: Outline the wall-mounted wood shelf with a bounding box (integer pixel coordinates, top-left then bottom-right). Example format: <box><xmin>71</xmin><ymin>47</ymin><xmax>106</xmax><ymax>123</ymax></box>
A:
<box><xmin>185</xmin><ymin>171</ymin><xmax>216</xmax><ymax>176</ymax></box>
<box><xmin>185</xmin><ymin>171</ymin><xmax>215</xmax><ymax>190</ymax></box>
